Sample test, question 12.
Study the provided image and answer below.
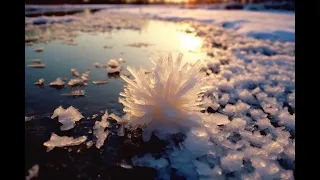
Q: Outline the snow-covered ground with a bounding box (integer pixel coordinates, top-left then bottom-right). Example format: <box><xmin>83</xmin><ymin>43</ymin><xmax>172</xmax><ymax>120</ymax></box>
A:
<box><xmin>25</xmin><ymin>5</ymin><xmax>295</xmax><ymax>180</ymax></box>
<box><xmin>26</xmin><ymin>5</ymin><xmax>295</xmax><ymax>42</ymax></box>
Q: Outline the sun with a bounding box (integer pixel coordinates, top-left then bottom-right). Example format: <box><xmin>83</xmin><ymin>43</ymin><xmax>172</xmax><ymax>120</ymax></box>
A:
<box><xmin>178</xmin><ymin>32</ymin><xmax>203</xmax><ymax>52</ymax></box>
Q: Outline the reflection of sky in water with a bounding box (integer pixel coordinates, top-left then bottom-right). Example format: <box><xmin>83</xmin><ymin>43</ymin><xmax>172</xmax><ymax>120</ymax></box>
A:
<box><xmin>25</xmin><ymin>20</ymin><xmax>209</xmax><ymax>117</ymax></box>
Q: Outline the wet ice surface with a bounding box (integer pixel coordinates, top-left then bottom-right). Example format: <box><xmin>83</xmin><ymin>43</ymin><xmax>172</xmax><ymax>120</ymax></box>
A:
<box><xmin>25</xmin><ymin>7</ymin><xmax>294</xmax><ymax>180</ymax></box>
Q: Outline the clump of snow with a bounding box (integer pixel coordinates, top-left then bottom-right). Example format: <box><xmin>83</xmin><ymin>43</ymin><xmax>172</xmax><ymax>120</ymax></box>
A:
<box><xmin>26</xmin><ymin>164</ymin><xmax>39</xmax><ymax>180</ymax></box>
<box><xmin>220</xmin><ymin>151</ymin><xmax>244</xmax><ymax>172</ymax></box>
<box><xmin>278</xmin><ymin>107</ymin><xmax>295</xmax><ymax>132</ymax></box>
<box><xmin>43</xmin><ymin>133</ymin><xmax>87</xmax><ymax>152</ymax></box>
<box><xmin>132</xmin><ymin>153</ymin><xmax>169</xmax><ymax>170</ymax></box>
<box><xmin>51</xmin><ymin>106</ymin><xmax>84</xmax><ymax>131</ymax></box>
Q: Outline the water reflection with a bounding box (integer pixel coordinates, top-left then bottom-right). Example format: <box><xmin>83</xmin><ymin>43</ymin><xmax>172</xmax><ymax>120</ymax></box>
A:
<box><xmin>177</xmin><ymin>32</ymin><xmax>203</xmax><ymax>52</ymax></box>
<box><xmin>25</xmin><ymin>20</ymin><xmax>210</xmax><ymax>116</ymax></box>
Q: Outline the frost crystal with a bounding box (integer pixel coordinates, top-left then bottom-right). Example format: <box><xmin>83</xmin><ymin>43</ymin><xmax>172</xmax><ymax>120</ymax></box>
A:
<box><xmin>119</xmin><ymin>53</ymin><xmax>209</xmax><ymax>142</ymax></box>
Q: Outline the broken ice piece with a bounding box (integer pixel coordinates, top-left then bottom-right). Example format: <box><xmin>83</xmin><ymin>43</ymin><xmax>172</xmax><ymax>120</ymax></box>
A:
<box><xmin>29</xmin><ymin>58</ymin><xmax>41</xmax><ymax>63</ymax></box>
<box><xmin>86</xmin><ymin>140</ymin><xmax>93</xmax><ymax>148</ymax></box>
<box><xmin>119</xmin><ymin>161</ymin><xmax>132</xmax><ymax>169</ymax></box>
<box><xmin>25</xmin><ymin>164</ymin><xmax>39</xmax><ymax>180</ymax></box>
<box><xmin>43</xmin><ymin>133</ymin><xmax>87</xmax><ymax>152</ymax></box>
<box><xmin>126</xmin><ymin>42</ymin><xmax>153</xmax><ymax>48</ymax></box>
<box><xmin>93</xmin><ymin>119</ymin><xmax>109</xmax><ymax>149</ymax></box>
<box><xmin>93</xmin><ymin>62</ymin><xmax>102</xmax><ymax>68</ymax></box>
<box><xmin>81</xmin><ymin>75</ymin><xmax>88</xmax><ymax>81</ymax></box>
<box><xmin>34</xmin><ymin>47</ymin><xmax>44</xmax><ymax>52</ymax></box>
<box><xmin>117</xmin><ymin>124</ymin><xmax>125</xmax><ymax>136</ymax></box>
<box><xmin>103</xmin><ymin>45</ymin><xmax>113</xmax><ymax>48</ymax></box>
<box><xmin>25</xmin><ymin>116</ymin><xmax>34</xmax><ymax>122</ymax></box>
<box><xmin>92</xmin><ymin>114</ymin><xmax>98</xmax><ymax>119</ymax></box>
<box><xmin>51</xmin><ymin>106</ymin><xmax>84</xmax><ymax>131</ymax></box>
<box><xmin>49</xmin><ymin>78</ymin><xmax>65</xmax><ymax>87</ymax></box>
<box><xmin>92</xmin><ymin>80</ymin><xmax>108</xmax><ymax>85</ymax></box>
<box><xmin>68</xmin><ymin>90</ymin><xmax>85</xmax><ymax>97</ymax></box>
<box><xmin>34</xmin><ymin>78</ymin><xmax>44</xmax><ymax>86</ymax></box>
<box><xmin>28</xmin><ymin>64</ymin><xmax>46</xmax><ymax>68</ymax></box>
<box><xmin>71</xmin><ymin>68</ymin><xmax>80</xmax><ymax>77</ymax></box>
<box><xmin>68</xmin><ymin>78</ymin><xmax>84</xmax><ymax>86</ymax></box>
<box><xmin>109</xmin><ymin>113</ymin><xmax>122</xmax><ymax>123</ymax></box>
<box><xmin>108</xmin><ymin>59</ymin><xmax>119</xmax><ymax>68</ymax></box>
<box><xmin>119</xmin><ymin>58</ymin><xmax>125</xmax><ymax>63</ymax></box>
<box><xmin>107</xmin><ymin>66</ymin><xmax>121</xmax><ymax>74</ymax></box>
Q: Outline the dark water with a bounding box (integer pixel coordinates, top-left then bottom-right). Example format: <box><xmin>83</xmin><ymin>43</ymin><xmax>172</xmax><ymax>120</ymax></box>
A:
<box><xmin>25</xmin><ymin>19</ymin><xmax>209</xmax><ymax>179</ymax></box>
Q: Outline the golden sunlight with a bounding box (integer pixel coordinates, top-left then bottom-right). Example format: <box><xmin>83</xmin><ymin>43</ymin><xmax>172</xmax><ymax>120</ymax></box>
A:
<box><xmin>177</xmin><ymin>33</ymin><xmax>203</xmax><ymax>52</ymax></box>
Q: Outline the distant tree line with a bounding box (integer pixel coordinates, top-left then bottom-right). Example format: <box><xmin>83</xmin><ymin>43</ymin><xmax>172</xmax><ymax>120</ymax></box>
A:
<box><xmin>25</xmin><ymin>0</ymin><xmax>294</xmax><ymax>5</ymax></box>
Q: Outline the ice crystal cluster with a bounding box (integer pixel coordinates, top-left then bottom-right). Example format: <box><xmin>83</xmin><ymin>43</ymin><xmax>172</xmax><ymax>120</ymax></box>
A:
<box><xmin>119</xmin><ymin>53</ymin><xmax>209</xmax><ymax>142</ymax></box>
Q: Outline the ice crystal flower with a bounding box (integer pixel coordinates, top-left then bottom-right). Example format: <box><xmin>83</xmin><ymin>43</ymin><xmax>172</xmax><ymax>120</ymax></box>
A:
<box><xmin>119</xmin><ymin>53</ymin><xmax>210</xmax><ymax>141</ymax></box>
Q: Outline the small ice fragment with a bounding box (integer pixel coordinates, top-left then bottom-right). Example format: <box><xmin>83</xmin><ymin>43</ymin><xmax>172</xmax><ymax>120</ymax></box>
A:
<box><xmin>43</xmin><ymin>133</ymin><xmax>87</xmax><ymax>152</ymax></box>
<box><xmin>34</xmin><ymin>47</ymin><xmax>44</xmax><ymax>52</ymax></box>
<box><xmin>25</xmin><ymin>116</ymin><xmax>34</xmax><ymax>122</ymax></box>
<box><xmin>117</xmin><ymin>124</ymin><xmax>125</xmax><ymax>136</ymax></box>
<box><xmin>93</xmin><ymin>118</ymin><xmax>109</xmax><ymax>149</ymax></box>
<box><xmin>107</xmin><ymin>66</ymin><xmax>121</xmax><ymax>74</ymax></box>
<box><xmin>92</xmin><ymin>80</ymin><xmax>108</xmax><ymax>85</ymax></box>
<box><xmin>93</xmin><ymin>62</ymin><xmax>102</xmax><ymax>68</ymax></box>
<box><xmin>29</xmin><ymin>58</ymin><xmax>41</xmax><ymax>63</ymax></box>
<box><xmin>211</xmin><ymin>113</ymin><xmax>230</xmax><ymax>125</ymax></box>
<box><xmin>25</xmin><ymin>164</ymin><xmax>39</xmax><ymax>180</ymax></box>
<box><xmin>108</xmin><ymin>59</ymin><xmax>120</xmax><ymax>68</ymax></box>
<box><xmin>119</xmin><ymin>161</ymin><xmax>132</xmax><ymax>169</ymax></box>
<box><xmin>92</xmin><ymin>114</ymin><xmax>98</xmax><ymax>119</ymax></box>
<box><xmin>34</xmin><ymin>78</ymin><xmax>44</xmax><ymax>85</ymax></box>
<box><xmin>109</xmin><ymin>113</ymin><xmax>122</xmax><ymax>123</ymax></box>
<box><xmin>194</xmin><ymin>160</ymin><xmax>212</xmax><ymax>176</ymax></box>
<box><xmin>86</xmin><ymin>140</ymin><xmax>93</xmax><ymax>148</ymax></box>
<box><xmin>126</xmin><ymin>42</ymin><xmax>153</xmax><ymax>48</ymax></box>
<box><xmin>119</xmin><ymin>58</ymin><xmax>125</xmax><ymax>63</ymax></box>
<box><xmin>49</xmin><ymin>78</ymin><xmax>65</xmax><ymax>87</ymax></box>
<box><xmin>28</xmin><ymin>64</ymin><xmax>46</xmax><ymax>68</ymax></box>
<box><xmin>71</xmin><ymin>68</ymin><xmax>80</xmax><ymax>77</ymax></box>
<box><xmin>81</xmin><ymin>75</ymin><xmax>88</xmax><ymax>81</ymax></box>
<box><xmin>103</xmin><ymin>45</ymin><xmax>113</xmax><ymax>48</ymax></box>
<box><xmin>68</xmin><ymin>90</ymin><xmax>85</xmax><ymax>97</ymax></box>
<box><xmin>51</xmin><ymin>106</ymin><xmax>84</xmax><ymax>131</ymax></box>
<box><xmin>68</xmin><ymin>78</ymin><xmax>84</xmax><ymax>86</ymax></box>
<box><xmin>220</xmin><ymin>151</ymin><xmax>244</xmax><ymax>172</ymax></box>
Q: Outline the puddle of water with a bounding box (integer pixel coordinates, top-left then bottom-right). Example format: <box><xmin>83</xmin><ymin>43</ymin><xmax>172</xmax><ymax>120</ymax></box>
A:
<box><xmin>25</xmin><ymin>20</ymin><xmax>210</xmax><ymax>116</ymax></box>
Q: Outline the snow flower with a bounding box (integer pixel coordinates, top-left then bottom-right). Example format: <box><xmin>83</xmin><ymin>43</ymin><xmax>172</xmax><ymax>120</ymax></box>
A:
<box><xmin>119</xmin><ymin>53</ymin><xmax>210</xmax><ymax>141</ymax></box>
